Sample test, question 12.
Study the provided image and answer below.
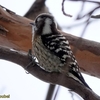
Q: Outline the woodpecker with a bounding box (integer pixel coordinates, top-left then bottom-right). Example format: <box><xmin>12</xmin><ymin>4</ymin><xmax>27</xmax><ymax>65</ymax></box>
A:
<box><xmin>30</xmin><ymin>13</ymin><xmax>91</xmax><ymax>90</ymax></box>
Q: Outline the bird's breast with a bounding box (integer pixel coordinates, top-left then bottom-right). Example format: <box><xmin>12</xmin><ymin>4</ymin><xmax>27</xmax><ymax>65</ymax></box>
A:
<box><xmin>32</xmin><ymin>36</ymin><xmax>64</xmax><ymax>72</ymax></box>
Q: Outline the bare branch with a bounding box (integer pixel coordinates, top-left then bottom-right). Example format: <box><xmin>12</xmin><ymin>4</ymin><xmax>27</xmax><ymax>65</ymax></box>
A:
<box><xmin>45</xmin><ymin>85</ymin><xmax>56</xmax><ymax>100</ymax></box>
<box><xmin>62</xmin><ymin>0</ymin><xmax>72</xmax><ymax>17</ymax></box>
<box><xmin>91</xmin><ymin>14</ymin><xmax>100</xmax><ymax>19</ymax></box>
<box><xmin>0</xmin><ymin>46</ymin><xmax>100</xmax><ymax>100</ymax></box>
<box><xmin>24</xmin><ymin>0</ymin><xmax>47</xmax><ymax>19</ymax></box>
<box><xmin>0</xmin><ymin>5</ymin><xmax>100</xmax><ymax>78</ymax></box>
<box><xmin>0</xmin><ymin>5</ymin><xmax>100</xmax><ymax>99</ymax></box>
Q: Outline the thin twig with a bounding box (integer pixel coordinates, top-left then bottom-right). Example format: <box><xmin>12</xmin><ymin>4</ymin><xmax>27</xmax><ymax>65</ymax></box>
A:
<box><xmin>62</xmin><ymin>0</ymin><xmax>72</xmax><ymax>17</ymax></box>
<box><xmin>53</xmin><ymin>86</ymin><xmax>60</xmax><ymax>100</ymax></box>
<box><xmin>91</xmin><ymin>14</ymin><xmax>100</xmax><ymax>19</ymax></box>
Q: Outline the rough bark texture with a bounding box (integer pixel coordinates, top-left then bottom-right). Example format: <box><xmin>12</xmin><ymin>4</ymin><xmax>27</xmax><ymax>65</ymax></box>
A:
<box><xmin>0</xmin><ymin>6</ymin><xmax>100</xmax><ymax>78</ymax></box>
<box><xmin>0</xmin><ymin>5</ymin><xmax>100</xmax><ymax>100</ymax></box>
<box><xmin>0</xmin><ymin>46</ymin><xmax>100</xmax><ymax>100</ymax></box>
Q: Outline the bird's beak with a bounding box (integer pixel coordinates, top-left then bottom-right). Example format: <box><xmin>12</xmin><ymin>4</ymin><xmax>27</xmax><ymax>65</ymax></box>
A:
<box><xmin>30</xmin><ymin>22</ymin><xmax>35</xmax><ymax>26</ymax></box>
<box><xmin>30</xmin><ymin>22</ymin><xmax>38</xmax><ymax>31</ymax></box>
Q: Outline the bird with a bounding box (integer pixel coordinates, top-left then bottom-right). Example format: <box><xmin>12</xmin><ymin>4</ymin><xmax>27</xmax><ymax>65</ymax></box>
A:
<box><xmin>30</xmin><ymin>13</ymin><xmax>91</xmax><ymax>90</ymax></box>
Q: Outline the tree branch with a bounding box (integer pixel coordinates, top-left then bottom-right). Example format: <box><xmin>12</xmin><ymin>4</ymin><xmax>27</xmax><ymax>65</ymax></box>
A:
<box><xmin>24</xmin><ymin>0</ymin><xmax>47</xmax><ymax>19</ymax></box>
<box><xmin>0</xmin><ymin>46</ymin><xmax>100</xmax><ymax>100</ymax></box>
<box><xmin>1</xmin><ymin>6</ymin><xmax>100</xmax><ymax>78</ymax></box>
<box><xmin>0</xmin><ymin>5</ymin><xmax>100</xmax><ymax>99</ymax></box>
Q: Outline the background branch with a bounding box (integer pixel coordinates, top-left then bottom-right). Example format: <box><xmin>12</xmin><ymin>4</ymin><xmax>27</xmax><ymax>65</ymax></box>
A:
<box><xmin>24</xmin><ymin>0</ymin><xmax>47</xmax><ymax>19</ymax></box>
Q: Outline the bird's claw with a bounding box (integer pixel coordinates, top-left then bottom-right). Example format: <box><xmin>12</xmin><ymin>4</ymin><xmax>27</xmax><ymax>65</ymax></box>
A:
<box><xmin>25</xmin><ymin>49</ymin><xmax>37</xmax><ymax>74</ymax></box>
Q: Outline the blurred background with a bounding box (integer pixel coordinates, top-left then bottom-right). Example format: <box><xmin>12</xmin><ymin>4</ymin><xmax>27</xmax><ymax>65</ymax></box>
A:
<box><xmin>0</xmin><ymin>0</ymin><xmax>100</xmax><ymax>100</ymax></box>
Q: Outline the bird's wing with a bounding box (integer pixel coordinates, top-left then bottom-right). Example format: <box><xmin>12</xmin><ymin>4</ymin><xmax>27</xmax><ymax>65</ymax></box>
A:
<box><xmin>41</xmin><ymin>34</ymin><xmax>91</xmax><ymax>89</ymax></box>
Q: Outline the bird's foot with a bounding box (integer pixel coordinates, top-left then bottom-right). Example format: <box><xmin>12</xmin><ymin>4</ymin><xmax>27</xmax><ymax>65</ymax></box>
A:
<box><xmin>25</xmin><ymin>49</ymin><xmax>37</xmax><ymax>74</ymax></box>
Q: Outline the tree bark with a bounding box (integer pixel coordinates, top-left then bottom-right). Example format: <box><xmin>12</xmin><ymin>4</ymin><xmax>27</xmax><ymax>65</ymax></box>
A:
<box><xmin>0</xmin><ymin>5</ymin><xmax>100</xmax><ymax>100</ymax></box>
<box><xmin>0</xmin><ymin>46</ymin><xmax>100</xmax><ymax>100</ymax></box>
<box><xmin>0</xmin><ymin>6</ymin><xmax>100</xmax><ymax>78</ymax></box>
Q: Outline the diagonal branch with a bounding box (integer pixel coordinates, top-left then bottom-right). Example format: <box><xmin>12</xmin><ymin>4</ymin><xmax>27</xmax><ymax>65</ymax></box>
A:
<box><xmin>0</xmin><ymin>5</ymin><xmax>100</xmax><ymax>78</ymax></box>
<box><xmin>24</xmin><ymin>0</ymin><xmax>47</xmax><ymax>19</ymax></box>
<box><xmin>0</xmin><ymin>46</ymin><xmax>99</xmax><ymax>100</ymax></box>
<box><xmin>0</xmin><ymin>5</ymin><xmax>100</xmax><ymax>99</ymax></box>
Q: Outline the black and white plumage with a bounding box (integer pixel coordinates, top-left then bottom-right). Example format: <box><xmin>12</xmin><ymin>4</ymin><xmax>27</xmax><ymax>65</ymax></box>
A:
<box><xmin>31</xmin><ymin>13</ymin><xmax>91</xmax><ymax>89</ymax></box>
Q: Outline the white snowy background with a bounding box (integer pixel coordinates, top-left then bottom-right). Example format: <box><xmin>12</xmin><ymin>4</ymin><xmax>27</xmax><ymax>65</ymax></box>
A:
<box><xmin>0</xmin><ymin>0</ymin><xmax>100</xmax><ymax>100</ymax></box>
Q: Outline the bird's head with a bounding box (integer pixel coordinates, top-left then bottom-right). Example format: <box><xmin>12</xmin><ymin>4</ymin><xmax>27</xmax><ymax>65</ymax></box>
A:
<box><xmin>30</xmin><ymin>13</ymin><xmax>57</xmax><ymax>35</ymax></box>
